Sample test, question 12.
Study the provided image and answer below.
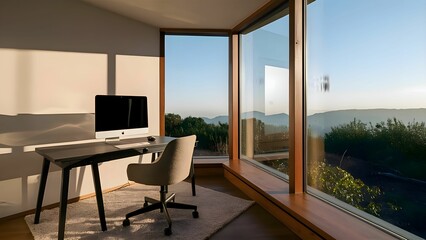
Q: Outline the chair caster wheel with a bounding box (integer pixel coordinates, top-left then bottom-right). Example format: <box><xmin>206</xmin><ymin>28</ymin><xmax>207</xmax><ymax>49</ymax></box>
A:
<box><xmin>122</xmin><ymin>218</ymin><xmax>130</xmax><ymax>227</ymax></box>
<box><xmin>164</xmin><ymin>227</ymin><xmax>172</xmax><ymax>236</ymax></box>
<box><xmin>192</xmin><ymin>210</ymin><xmax>199</xmax><ymax>218</ymax></box>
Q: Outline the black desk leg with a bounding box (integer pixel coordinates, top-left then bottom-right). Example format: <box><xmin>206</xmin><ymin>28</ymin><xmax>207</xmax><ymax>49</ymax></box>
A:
<box><xmin>34</xmin><ymin>158</ymin><xmax>50</xmax><ymax>224</ymax></box>
<box><xmin>191</xmin><ymin>158</ymin><xmax>196</xmax><ymax>196</ymax></box>
<box><xmin>58</xmin><ymin>168</ymin><xmax>70</xmax><ymax>240</ymax></box>
<box><xmin>91</xmin><ymin>163</ymin><xmax>107</xmax><ymax>231</ymax></box>
<box><xmin>191</xmin><ymin>174</ymin><xmax>196</xmax><ymax>196</ymax></box>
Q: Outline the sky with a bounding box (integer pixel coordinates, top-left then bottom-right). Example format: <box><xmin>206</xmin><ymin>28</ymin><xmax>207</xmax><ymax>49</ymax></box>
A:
<box><xmin>165</xmin><ymin>35</ymin><xmax>228</xmax><ymax>118</ymax></box>
<box><xmin>165</xmin><ymin>0</ymin><xmax>426</xmax><ymax>118</ymax></box>
<box><xmin>307</xmin><ymin>0</ymin><xmax>426</xmax><ymax>114</ymax></box>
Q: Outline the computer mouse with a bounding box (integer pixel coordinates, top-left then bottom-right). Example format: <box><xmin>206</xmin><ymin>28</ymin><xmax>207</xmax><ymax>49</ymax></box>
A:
<box><xmin>147</xmin><ymin>136</ymin><xmax>156</xmax><ymax>142</ymax></box>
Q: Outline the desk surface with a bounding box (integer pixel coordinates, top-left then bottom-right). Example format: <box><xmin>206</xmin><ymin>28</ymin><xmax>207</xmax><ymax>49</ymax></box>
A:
<box><xmin>36</xmin><ymin>136</ymin><xmax>174</xmax><ymax>164</ymax></box>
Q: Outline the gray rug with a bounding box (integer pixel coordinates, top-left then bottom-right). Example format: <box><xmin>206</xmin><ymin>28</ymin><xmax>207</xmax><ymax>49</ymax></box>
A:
<box><xmin>25</xmin><ymin>182</ymin><xmax>254</xmax><ymax>239</ymax></box>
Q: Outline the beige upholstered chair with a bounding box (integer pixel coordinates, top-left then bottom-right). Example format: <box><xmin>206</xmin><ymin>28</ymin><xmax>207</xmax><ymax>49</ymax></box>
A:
<box><xmin>122</xmin><ymin>135</ymin><xmax>199</xmax><ymax>236</ymax></box>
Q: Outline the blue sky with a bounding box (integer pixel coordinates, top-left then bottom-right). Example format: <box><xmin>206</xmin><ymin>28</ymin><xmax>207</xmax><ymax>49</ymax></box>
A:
<box><xmin>165</xmin><ymin>35</ymin><xmax>228</xmax><ymax>118</ymax></box>
<box><xmin>307</xmin><ymin>0</ymin><xmax>426</xmax><ymax>114</ymax></box>
<box><xmin>165</xmin><ymin>0</ymin><xmax>426</xmax><ymax>118</ymax></box>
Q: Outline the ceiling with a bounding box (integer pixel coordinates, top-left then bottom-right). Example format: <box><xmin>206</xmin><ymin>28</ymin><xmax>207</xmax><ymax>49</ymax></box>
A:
<box><xmin>81</xmin><ymin>0</ymin><xmax>271</xmax><ymax>30</ymax></box>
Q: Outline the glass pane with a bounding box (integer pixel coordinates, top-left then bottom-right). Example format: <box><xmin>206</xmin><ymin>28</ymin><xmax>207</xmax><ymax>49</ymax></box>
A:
<box><xmin>240</xmin><ymin>12</ymin><xmax>290</xmax><ymax>177</ymax></box>
<box><xmin>307</xmin><ymin>0</ymin><xmax>426</xmax><ymax>238</ymax></box>
<box><xmin>165</xmin><ymin>35</ymin><xmax>229</xmax><ymax>157</ymax></box>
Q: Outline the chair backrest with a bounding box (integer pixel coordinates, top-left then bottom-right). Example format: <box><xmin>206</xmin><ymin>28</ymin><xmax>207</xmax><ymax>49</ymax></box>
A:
<box><xmin>127</xmin><ymin>135</ymin><xmax>196</xmax><ymax>186</ymax></box>
<box><xmin>153</xmin><ymin>135</ymin><xmax>196</xmax><ymax>185</ymax></box>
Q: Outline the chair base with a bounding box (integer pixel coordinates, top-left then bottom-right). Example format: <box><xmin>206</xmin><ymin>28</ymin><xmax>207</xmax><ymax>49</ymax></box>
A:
<box><xmin>122</xmin><ymin>186</ymin><xmax>199</xmax><ymax>236</ymax></box>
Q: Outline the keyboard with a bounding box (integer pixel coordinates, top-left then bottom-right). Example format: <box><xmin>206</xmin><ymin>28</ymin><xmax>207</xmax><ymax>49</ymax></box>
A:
<box><xmin>114</xmin><ymin>142</ymin><xmax>150</xmax><ymax>149</ymax></box>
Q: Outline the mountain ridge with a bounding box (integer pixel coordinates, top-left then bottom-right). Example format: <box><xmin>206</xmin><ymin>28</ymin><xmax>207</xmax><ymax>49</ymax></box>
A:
<box><xmin>202</xmin><ymin>108</ymin><xmax>426</xmax><ymax>135</ymax></box>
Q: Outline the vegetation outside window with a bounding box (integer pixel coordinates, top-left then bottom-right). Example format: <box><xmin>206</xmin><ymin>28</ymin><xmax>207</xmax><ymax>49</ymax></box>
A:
<box><xmin>306</xmin><ymin>0</ymin><xmax>426</xmax><ymax>238</ymax></box>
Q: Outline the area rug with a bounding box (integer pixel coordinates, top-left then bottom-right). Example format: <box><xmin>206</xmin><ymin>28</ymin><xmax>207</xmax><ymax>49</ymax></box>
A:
<box><xmin>25</xmin><ymin>182</ymin><xmax>254</xmax><ymax>239</ymax></box>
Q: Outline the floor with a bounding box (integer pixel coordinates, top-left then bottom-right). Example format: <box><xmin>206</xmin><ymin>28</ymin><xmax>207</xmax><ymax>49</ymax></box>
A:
<box><xmin>0</xmin><ymin>174</ymin><xmax>300</xmax><ymax>240</ymax></box>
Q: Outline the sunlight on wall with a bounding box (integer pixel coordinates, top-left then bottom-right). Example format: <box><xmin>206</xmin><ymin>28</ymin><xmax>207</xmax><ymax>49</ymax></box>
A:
<box><xmin>0</xmin><ymin>48</ymin><xmax>107</xmax><ymax>115</ymax></box>
<box><xmin>116</xmin><ymin>55</ymin><xmax>160</xmax><ymax>135</ymax></box>
<box><xmin>116</xmin><ymin>55</ymin><xmax>159</xmax><ymax>95</ymax></box>
<box><xmin>0</xmin><ymin>148</ymin><xmax>12</xmax><ymax>154</ymax></box>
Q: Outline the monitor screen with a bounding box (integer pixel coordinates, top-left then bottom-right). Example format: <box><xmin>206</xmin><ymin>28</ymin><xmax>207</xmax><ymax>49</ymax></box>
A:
<box><xmin>95</xmin><ymin>95</ymin><xmax>148</xmax><ymax>139</ymax></box>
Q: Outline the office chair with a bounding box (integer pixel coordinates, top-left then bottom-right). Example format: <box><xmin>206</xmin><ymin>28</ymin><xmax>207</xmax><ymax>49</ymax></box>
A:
<box><xmin>150</xmin><ymin>146</ymin><xmax>196</xmax><ymax>196</ymax></box>
<box><xmin>122</xmin><ymin>135</ymin><xmax>199</xmax><ymax>236</ymax></box>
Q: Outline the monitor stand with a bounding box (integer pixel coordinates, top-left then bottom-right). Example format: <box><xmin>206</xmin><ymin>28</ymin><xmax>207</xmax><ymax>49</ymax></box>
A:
<box><xmin>104</xmin><ymin>137</ymin><xmax>120</xmax><ymax>144</ymax></box>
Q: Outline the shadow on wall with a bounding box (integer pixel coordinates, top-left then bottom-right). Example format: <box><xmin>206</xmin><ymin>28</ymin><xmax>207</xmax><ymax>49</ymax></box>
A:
<box><xmin>0</xmin><ymin>0</ymin><xmax>159</xmax><ymax>217</ymax></box>
<box><xmin>0</xmin><ymin>0</ymin><xmax>159</xmax><ymax>55</ymax></box>
<box><xmin>0</xmin><ymin>113</ymin><xmax>95</xmax><ymax>217</ymax></box>
<box><xmin>0</xmin><ymin>114</ymin><xmax>95</xmax><ymax>180</ymax></box>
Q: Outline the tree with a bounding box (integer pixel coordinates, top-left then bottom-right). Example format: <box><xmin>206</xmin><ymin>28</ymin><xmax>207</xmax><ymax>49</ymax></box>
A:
<box><xmin>165</xmin><ymin>113</ymin><xmax>183</xmax><ymax>136</ymax></box>
<box><xmin>324</xmin><ymin>118</ymin><xmax>372</xmax><ymax>159</ymax></box>
<box><xmin>165</xmin><ymin>113</ymin><xmax>228</xmax><ymax>154</ymax></box>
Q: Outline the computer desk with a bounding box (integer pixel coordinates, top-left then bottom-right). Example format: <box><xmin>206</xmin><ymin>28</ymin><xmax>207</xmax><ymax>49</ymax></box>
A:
<box><xmin>33</xmin><ymin>136</ymin><xmax>195</xmax><ymax>240</ymax></box>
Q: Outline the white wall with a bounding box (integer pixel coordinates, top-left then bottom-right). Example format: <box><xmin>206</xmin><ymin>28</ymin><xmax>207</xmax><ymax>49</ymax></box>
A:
<box><xmin>0</xmin><ymin>0</ymin><xmax>160</xmax><ymax>218</ymax></box>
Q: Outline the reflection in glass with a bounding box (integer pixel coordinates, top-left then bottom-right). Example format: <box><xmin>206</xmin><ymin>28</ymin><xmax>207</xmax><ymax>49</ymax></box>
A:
<box><xmin>240</xmin><ymin>11</ymin><xmax>290</xmax><ymax>177</ymax></box>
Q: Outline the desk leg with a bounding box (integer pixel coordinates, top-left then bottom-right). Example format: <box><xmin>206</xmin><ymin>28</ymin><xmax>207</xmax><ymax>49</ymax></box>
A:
<box><xmin>191</xmin><ymin>158</ymin><xmax>196</xmax><ymax>196</ymax></box>
<box><xmin>34</xmin><ymin>158</ymin><xmax>50</xmax><ymax>224</ymax></box>
<box><xmin>191</xmin><ymin>174</ymin><xmax>196</xmax><ymax>196</ymax></box>
<box><xmin>91</xmin><ymin>163</ymin><xmax>107</xmax><ymax>231</ymax></box>
<box><xmin>58</xmin><ymin>168</ymin><xmax>70</xmax><ymax>240</ymax></box>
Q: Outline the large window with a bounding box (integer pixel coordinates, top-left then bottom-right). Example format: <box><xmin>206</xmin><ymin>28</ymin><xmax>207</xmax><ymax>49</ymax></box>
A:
<box><xmin>306</xmin><ymin>0</ymin><xmax>426</xmax><ymax>238</ymax></box>
<box><xmin>165</xmin><ymin>35</ymin><xmax>229</xmax><ymax>157</ymax></box>
<box><xmin>240</xmin><ymin>9</ymin><xmax>290</xmax><ymax>177</ymax></box>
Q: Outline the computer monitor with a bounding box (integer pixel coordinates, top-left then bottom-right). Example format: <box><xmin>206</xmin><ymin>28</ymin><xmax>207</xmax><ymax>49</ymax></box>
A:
<box><xmin>95</xmin><ymin>95</ymin><xmax>149</xmax><ymax>140</ymax></box>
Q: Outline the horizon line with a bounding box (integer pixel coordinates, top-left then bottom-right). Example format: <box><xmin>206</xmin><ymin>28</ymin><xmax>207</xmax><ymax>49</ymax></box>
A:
<box><xmin>166</xmin><ymin>107</ymin><xmax>426</xmax><ymax>119</ymax></box>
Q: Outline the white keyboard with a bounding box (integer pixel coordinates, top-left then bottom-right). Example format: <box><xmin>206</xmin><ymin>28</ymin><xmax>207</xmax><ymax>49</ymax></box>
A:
<box><xmin>114</xmin><ymin>142</ymin><xmax>150</xmax><ymax>149</ymax></box>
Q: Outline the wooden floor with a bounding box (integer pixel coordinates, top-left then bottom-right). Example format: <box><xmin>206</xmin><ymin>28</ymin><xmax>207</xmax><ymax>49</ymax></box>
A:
<box><xmin>0</xmin><ymin>174</ymin><xmax>300</xmax><ymax>240</ymax></box>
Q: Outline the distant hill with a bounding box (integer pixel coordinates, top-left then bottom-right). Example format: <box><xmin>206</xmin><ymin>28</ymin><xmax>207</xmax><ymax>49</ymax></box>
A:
<box><xmin>202</xmin><ymin>108</ymin><xmax>426</xmax><ymax>135</ymax></box>
<box><xmin>202</xmin><ymin>115</ymin><xmax>228</xmax><ymax>125</ymax></box>
<box><xmin>308</xmin><ymin>108</ymin><xmax>426</xmax><ymax>135</ymax></box>
<box><xmin>203</xmin><ymin>111</ymin><xmax>290</xmax><ymax>126</ymax></box>
<box><xmin>241</xmin><ymin>111</ymin><xmax>289</xmax><ymax>126</ymax></box>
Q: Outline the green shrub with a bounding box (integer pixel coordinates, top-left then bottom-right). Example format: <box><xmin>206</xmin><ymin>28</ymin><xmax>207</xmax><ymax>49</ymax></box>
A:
<box><xmin>325</xmin><ymin>118</ymin><xmax>426</xmax><ymax>180</ymax></box>
<box><xmin>308</xmin><ymin>160</ymin><xmax>383</xmax><ymax>216</ymax></box>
